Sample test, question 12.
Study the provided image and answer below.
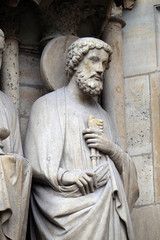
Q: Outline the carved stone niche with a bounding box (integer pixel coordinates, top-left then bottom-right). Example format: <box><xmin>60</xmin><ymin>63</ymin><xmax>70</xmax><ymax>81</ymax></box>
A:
<box><xmin>37</xmin><ymin>0</ymin><xmax>136</xmax><ymax>47</ymax></box>
<box><xmin>123</xmin><ymin>0</ymin><xmax>135</xmax><ymax>9</ymax></box>
<box><xmin>39</xmin><ymin>0</ymin><xmax>115</xmax><ymax>46</ymax></box>
<box><xmin>37</xmin><ymin>0</ymin><xmax>136</xmax><ymax>46</ymax></box>
<box><xmin>1</xmin><ymin>0</ymin><xmax>136</xmax><ymax>48</ymax></box>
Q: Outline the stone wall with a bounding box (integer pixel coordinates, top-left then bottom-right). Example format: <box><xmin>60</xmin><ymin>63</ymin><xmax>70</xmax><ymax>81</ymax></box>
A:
<box><xmin>19</xmin><ymin>51</ymin><xmax>45</xmax><ymax>143</ymax></box>
<box><xmin>123</xmin><ymin>0</ymin><xmax>160</xmax><ymax>239</ymax></box>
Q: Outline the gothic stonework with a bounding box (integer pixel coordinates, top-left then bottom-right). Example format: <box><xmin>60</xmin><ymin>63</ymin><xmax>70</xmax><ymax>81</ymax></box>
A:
<box><xmin>39</xmin><ymin>0</ymin><xmax>111</xmax><ymax>44</ymax></box>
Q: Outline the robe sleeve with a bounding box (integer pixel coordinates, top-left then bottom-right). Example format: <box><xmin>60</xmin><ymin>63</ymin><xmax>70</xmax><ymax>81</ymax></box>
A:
<box><xmin>102</xmin><ymin>108</ymin><xmax>139</xmax><ymax>211</ymax></box>
<box><xmin>121</xmin><ymin>152</ymin><xmax>139</xmax><ymax>211</ymax></box>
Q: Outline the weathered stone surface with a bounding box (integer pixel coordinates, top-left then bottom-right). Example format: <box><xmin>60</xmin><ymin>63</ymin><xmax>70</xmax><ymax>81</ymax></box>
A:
<box><xmin>131</xmin><ymin>204</ymin><xmax>160</xmax><ymax>240</ymax></box>
<box><xmin>1</xmin><ymin>38</ymin><xmax>19</xmax><ymax>110</ymax></box>
<box><xmin>39</xmin><ymin>0</ymin><xmax>114</xmax><ymax>41</ymax></box>
<box><xmin>20</xmin><ymin>86</ymin><xmax>43</xmax><ymax>117</ymax></box>
<box><xmin>102</xmin><ymin>4</ymin><xmax>127</xmax><ymax>150</ymax></box>
<box><xmin>150</xmin><ymin>72</ymin><xmax>160</xmax><ymax>203</ymax></box>
<box><xmin>19</xmin><ymin>54</ymin><xmax>43</xmax><ymax>86</ymax></box>
<box><xmin>20</xmin><ymin>117</ymin><xmax>28</xmax><ymax>144</ymax></box>
<box><xmin>132</xmin><ymin>154</ymin><xmax>154</xmax><ymax>205</ymax></box>
<box><xmin>122</xmin><ymin>0</ymin><xmax>157</xmax><ymax>76</ymax></box>
<box><xmin>125</xmin><ymin>75</ymin><xmax>151</xmax><ymax>156</ymax></box>
<box><xmin>154</xmin><ymin>6</ymin><xmax>160</xmax><ymax>67</ymax></box>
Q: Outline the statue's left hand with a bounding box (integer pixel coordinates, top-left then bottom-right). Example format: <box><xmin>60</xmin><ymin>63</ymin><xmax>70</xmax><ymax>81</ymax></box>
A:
<box><xmin>82</xmin><ymin>128</ymin><xmax>115</xmax><ymax>155</ymax></box>
<box><xmin>83</xmin><ymin>128</ymin><xmax>123</xmax><ymax>173</ymax></box>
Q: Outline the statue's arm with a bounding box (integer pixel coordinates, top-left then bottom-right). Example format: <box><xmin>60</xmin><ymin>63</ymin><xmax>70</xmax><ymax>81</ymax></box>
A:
<box><xmin>120</xmin><ymin>152</ymin><xmax>139</xmax><ymax>211</ymax></box>
<box><xmin>108</xmin><ymin>144</ymin><xmax>139</xmax><ymax>211</ymax></box>
<box><xmin>83</xmin><ymin>128</ymin><xmax>139</xmax><ymax>209</ymax></box>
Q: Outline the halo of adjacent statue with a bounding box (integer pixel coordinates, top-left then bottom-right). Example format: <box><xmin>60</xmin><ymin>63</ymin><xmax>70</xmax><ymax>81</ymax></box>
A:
<box><xmin>40</xmin><ymin>35</ymin><xmax>78</xmax><ymax>91</ymax></box>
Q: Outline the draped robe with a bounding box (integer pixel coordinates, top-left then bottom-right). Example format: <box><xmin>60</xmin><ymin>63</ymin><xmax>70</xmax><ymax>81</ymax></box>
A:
<box><xmin>24</xmin><ymin>87</ymin><xmax>139</xmax><ymax>240</ymax></box>
<box><xmin>0</xmin><ymin>91</ymin><xmax>22</xmax><ymax>155</ymax></box>
<box><xmin>0</xmin><ymin>91</ymin><xmax>32</xmax><ymax>240</ymax></box>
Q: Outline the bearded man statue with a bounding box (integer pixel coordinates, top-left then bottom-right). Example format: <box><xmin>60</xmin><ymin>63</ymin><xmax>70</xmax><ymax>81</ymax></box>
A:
<box><xmin>25</xmin><ymin>37</ymin><xmax>139</xmax><ymax>240</ymax></box>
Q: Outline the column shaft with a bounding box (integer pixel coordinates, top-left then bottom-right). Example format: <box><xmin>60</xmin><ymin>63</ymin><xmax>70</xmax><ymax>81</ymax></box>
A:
<box><xmin>2</xmin><ymin>38</ymin><xmax>19</xmax><ymax>112</ymax></box>
<box><xmin>102</xmin><ymin>17</ymin><xmax>127</xmax><ymax>150</ymax></box>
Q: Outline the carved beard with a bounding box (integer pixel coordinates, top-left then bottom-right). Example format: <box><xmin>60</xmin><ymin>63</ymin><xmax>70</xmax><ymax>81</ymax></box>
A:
<box><xmin>75</xmin><ymin>71</ymin><xmax>103</xmax><ymax>97</ymax></box>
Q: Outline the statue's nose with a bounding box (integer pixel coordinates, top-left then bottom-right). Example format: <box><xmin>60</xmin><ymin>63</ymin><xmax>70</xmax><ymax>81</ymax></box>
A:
<box><xmin>95</xmin><ymin>62</ymin><xmax>103</xmax><ymax>74</ymax></box>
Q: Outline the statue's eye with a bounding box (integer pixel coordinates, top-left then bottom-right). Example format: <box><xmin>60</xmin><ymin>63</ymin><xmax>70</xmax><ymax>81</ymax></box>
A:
<box><xmin>89</xmin><ymin>56</ymin><xmax>99</xmax><ymax>62</ymax></box>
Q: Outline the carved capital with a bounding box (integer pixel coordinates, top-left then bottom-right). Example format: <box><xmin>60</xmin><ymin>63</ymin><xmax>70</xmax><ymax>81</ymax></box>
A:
<box><xmin>109</xmin><ymin>2</ymin><xmax>126</xmax><ymax>28</ymax></box>
<box><xmin>123</xmin><ymin>0</ymin><xmax>135</xmax><ymax>9</ymax></box>
<box><xmin>39</xmin><ymin>0</ymin><xmax>114</xmax><ymax>45</ymax></box>
<box><xmin>113</xmin><ymin>0</ymin><xmax>136</xmax><ymax>9</ymax></box>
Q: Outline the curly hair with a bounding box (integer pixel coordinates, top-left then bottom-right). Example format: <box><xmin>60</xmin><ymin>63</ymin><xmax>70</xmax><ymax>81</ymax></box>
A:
<box><xmin>65</xmin><ymin>37</ymin><xmax>113</xmax><ymax>80</ymax></box>
<box><xmin>0</xmin><ymin>29</ymin><xmax>5</xmax><ymax>52</ymax></box>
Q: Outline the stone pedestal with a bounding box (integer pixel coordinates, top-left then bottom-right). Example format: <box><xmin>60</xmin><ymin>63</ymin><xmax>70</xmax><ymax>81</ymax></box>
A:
<box><xmin>102</xmin><ymin>4</ymin><xmax>126</xmax><ymax>150</ymax></box>
<box><xmin>2</xmin><ymin>38</ymin><xmax>19</xmax><ymax>112</ymax></box>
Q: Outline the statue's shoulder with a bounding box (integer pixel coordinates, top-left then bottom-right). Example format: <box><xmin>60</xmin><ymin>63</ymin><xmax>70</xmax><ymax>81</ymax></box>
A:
<box><xmin>31</xmin><ymin>87</ymin><xmax>64</xmax><ymax>112</ymax></box>
<box><xmin>34</xmin><ymin>90</ymin><xmax>56</xmax><ymax>104</ymax></box>
<box><xmin>96</xmin><ymin>101</ymin><xmax>110</xmax><ymax>118</ymax></box>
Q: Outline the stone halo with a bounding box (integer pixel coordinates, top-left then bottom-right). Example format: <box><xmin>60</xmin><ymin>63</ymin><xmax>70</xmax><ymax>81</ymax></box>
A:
<box><xmin>40</xmin><ymin>35</ymin><xmax>78</xmax><ymax>91</ymax></box>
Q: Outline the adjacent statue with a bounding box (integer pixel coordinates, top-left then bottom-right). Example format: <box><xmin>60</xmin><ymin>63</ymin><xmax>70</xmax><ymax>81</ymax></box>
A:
<box><xmin>0</xmin><ymin>29</ymin><xmax>32</xmax><ymax>240</ymax></box>
<box><xmin>25</xmin><ymin>37</ymin><xmax>139</xmax><ymax>240</ymax></box>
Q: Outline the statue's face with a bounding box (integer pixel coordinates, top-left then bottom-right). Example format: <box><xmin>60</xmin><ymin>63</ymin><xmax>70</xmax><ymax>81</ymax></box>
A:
<box><xmin>75</xmin><ymin>48</ymin><xmax>109</xmax><ymax>97</ymax></box>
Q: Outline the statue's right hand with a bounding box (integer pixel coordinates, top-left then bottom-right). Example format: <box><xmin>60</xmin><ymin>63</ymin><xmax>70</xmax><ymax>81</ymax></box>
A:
<box><xmin>61</xmin><ymin>170</ymin><xmax>97</xmax><ymax>195</ymax></box>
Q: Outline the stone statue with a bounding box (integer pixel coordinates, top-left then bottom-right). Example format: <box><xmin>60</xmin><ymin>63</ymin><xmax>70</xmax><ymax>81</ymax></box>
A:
<box><xmin>0</xmin><ymin>29</ymin><xmax>32</xmax><ymax>240</ymax></box>
<box><xmin>25</xmin><ymin>37</ymin><xmax>139</xmax><ymax>240</ymax></box>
